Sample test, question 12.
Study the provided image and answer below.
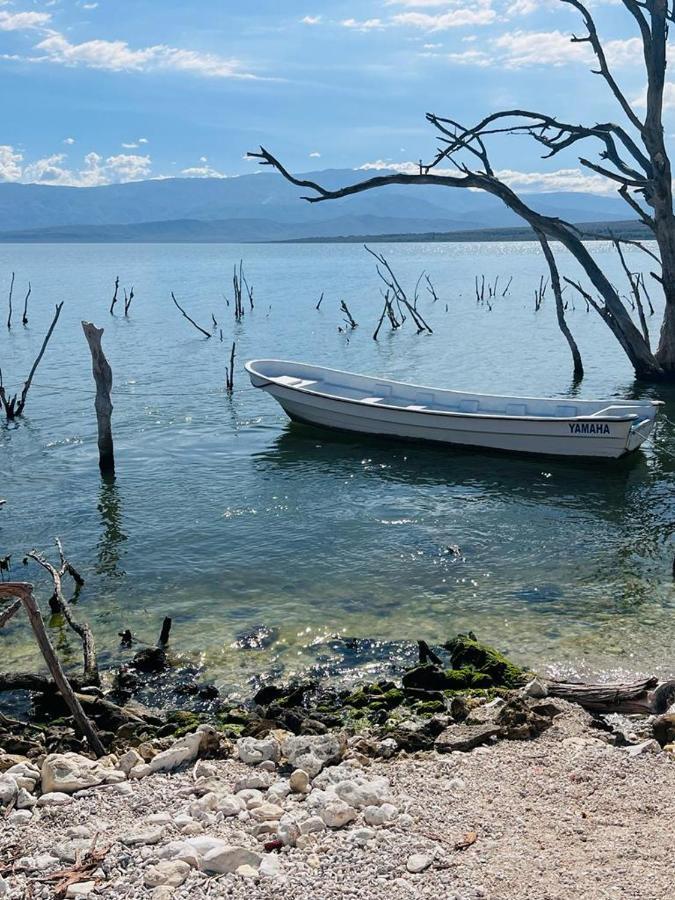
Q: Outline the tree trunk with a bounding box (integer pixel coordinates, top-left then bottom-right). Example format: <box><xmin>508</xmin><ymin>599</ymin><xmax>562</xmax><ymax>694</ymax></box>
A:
<box><xmin>82</xmin><ymin>322</ymin><xmax>115</xmax><ymax>476</ymax></box>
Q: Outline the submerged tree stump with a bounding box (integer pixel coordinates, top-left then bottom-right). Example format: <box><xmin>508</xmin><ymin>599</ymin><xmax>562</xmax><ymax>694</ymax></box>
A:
<box><xmin>82</xmin><ymin>321</ymin><xmax>114</xmax><ymax>476</ymax></box>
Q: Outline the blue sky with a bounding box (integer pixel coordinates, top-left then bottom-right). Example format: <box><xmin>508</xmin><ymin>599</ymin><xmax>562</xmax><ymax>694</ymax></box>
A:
<box><xmin>0</xmin><ymin>0</ymin><xmax>669</xmax><ymax>191</ymax></box>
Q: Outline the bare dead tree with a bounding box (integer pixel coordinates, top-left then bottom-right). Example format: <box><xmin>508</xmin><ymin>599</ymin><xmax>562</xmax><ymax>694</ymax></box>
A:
<box><xmin>22</xmin><ymin>281</ymin><xmax>31</xmax><ymax>326</ymax></box>
<box><xmin>365</xmin><ymin>246</ymin><xmax>433</xmax><ymax>333</ymax></box>
<box><xmin>171</xmin><ymin>291</ymin><xmax>212</xmax><ymax>338</ymax></box>
<box><xmin>248</xmin><ymin>0</ymin><xmax>675</xmax><ymax>381</ymax></box>
<box><xmin>373</xmin><ymin>291</ymin><xmax>391</xmax><ymax>340</ymax></box>
<box><xmin>110</xmin><ymin>276</ymin><xmax>119</xmax><ymax>315</ymax></box>
<box><xmin>0</xmin><ymin>581</ymin><xmax>105</xmax><ymax>755</ymax></box>
<box><xmin>425</xmin><ymin>275</ymin><xmax>439</xmax><ymax>303</ymax></box>
<box><xmin>502</xmin><ymin>276</ymin><xmax>513</xmax><ymax>297</ymax></box>
<box><xmin>226</xmin><ymin>341</ymin><xmax>236</xmax><ymax>394</ymax></box>
<box><xmin>0</xmin><ymin>301</ymin><xmax>63</xmax><ymax>420</ymax></box>
<box><xmin>340</xmin><ymin>300</ymin><xmax>358</xmax><ymax>329</ymax></box>
<box><xmin>123</xmin><ymin>286</ymin><xmax>135</xmax><ymax>317</ymax></box>
<box><xmin>316</xmin><ymin>291</ymin><xmax>324</xmax><ymax>310</ymax></box>
<box><xmin>82</xmin><ymin>321</ymin><xmax>115</xmax><ymax>476</ymax></box>
<box><xmin>6</xmin><ymin>271</ymin><xmax>14</xmax><ymax>330</ymax></box>
<box><xmin>536</xmin><ymin>231</ymin><xmax>584</xmax><ymax>381</ymax></box>
<box><xmin>534</xmin><ymin>275</ymin><xmax>549</xmax><ymax>312</ymax></box>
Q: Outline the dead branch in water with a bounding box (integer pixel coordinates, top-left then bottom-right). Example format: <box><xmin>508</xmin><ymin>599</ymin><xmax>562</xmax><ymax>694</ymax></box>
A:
<box><xmin>0</xmin><ymin>301</ymin><xmax>63</xmax><ymax>420</ymax></box>
<box><xmin>158</xmin><ymin>616</ymin><xmax>172</xmax><ymax>648</ymax></box>
<box><xmin>123</xmin><ymin>286</ymin><xmax>135</xmax><ymax>317</ymax></box>
<box><xmin>316</xmin><ymin>292</ymin><xmax>324</xmax><ymax>310</ymax></box>
<box><xmin>82</xmin><ymin>321</ymin><xmax>115</xmax><ymax>476</ymax></box>
<box><xmin>536</xmin><ymin>231</ymin><xmax>583</xmax><ymax>382</ymax></box>
<box><xmin>365</xmin><ymin>245</ymin><xmax>432</xmax><ymax>334</ymax></box>
<box><xmin>6</xmin><ymin>271</ymin><xmax>14</xmax><ymax>329</ymax></box>
<box><xmin>226</xmin><ymin>341</ymin><xmax>236</xmax><ymax>394</ymax></box>
<box><xmin>613</xmin><ymin>238</ymin><xmax>650</xmax><ymax>346</ymax></box>
<box><xmin>27</xmin><ymin>538</ymin><xmax>97</xmax><ymax>686</ymax></box>
<box><xmin>110</xmin><ymin>276</ymin><xmax>119</xmax><ymax>315</ymax></box>
<box><xmin>502</xmin><ymin>276</ymin><xmax>513</xmax><ymax>297</ymax></box>
<box><xmin>340</xmin><ymin>300</ymin><xmax>358</xmax><ymax>329</ymax></box>
<box><xmin>171</xmin><ymin>292</ymin><xmax>211</xmax><ymax>338</ymax></box>
<box><xmin>534</xmin><ymin>275</ymin><xmax>548</xmax><ymax>311</ymax></box>
<box><xmin>0</xmin><ymin>581</ymin><xmax>105</xmax><ymax>756</ymax></box>
<box><xmin>22</xmin><ymin>282</ymin><xmax>31</xmax><ymax>326</ymax></box>
<box><xmin>425</xmin><ymin>274</ymin><xmax>439</xmax><ymax>303</ymax></box>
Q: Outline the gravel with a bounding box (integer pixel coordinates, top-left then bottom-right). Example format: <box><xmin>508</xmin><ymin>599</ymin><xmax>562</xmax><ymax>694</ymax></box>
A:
<box><xmin>2</xmin><ymin>701</ymin><xmax>674</xmax><ymax>899</ymax></box>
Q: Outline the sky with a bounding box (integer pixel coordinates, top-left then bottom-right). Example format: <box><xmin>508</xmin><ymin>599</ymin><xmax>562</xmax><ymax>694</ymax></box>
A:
<box><xmin>0</xmin><ymin>0</ymin><xmax>670</xmax><ymax>192</ymax></box>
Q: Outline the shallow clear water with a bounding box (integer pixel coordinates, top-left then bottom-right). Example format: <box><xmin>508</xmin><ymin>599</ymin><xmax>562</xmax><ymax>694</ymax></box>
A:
<box><xmin>1</xmin><ymin>240</ymin><xmax>674</xmax><ymax>693</ymax></box>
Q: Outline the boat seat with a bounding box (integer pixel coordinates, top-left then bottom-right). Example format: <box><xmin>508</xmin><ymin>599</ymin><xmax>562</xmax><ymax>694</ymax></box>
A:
<box><xmin>274</xmin><ymin>376</ymin><xmax>317</xmax><ymax>389</ymax></box>
<box><xmin>555</xmin><ymin>404</ymin><xmax>578</xmax><ymax>417</ymax></box>
<box><xmin>361</xmin><ymin>397</ymin><xmax>384</xmax><ymax>404</ymax></box>
<box><xmin>459</xmin><ymin>399</ymin><xmax>480</xmax><ymax>413</ymax></box>
<box><xmin>505</xmin><ymin>403</ymin><xmax>528</xmax><ymax>416</ymax></box>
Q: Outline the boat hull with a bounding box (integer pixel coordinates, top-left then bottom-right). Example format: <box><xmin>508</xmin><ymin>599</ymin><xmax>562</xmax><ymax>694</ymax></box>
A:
<box><xmin>246</xmin><ymin>360</ymin><xmax>659</xmax><ymax>459</ymax></box>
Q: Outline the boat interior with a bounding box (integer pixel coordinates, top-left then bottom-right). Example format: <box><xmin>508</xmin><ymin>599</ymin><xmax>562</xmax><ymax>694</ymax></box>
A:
<box><xmin>248</xmin><ymin>360</ymin><xmax>654</xmax><ymax>421</ymax></box>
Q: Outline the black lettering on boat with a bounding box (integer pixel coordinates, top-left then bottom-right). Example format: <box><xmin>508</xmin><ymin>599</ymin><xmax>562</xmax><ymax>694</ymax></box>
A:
<box><xmin>568</xmin><ymin>423</ymin><xmax>610</xmax><ymax>436</ymax></box>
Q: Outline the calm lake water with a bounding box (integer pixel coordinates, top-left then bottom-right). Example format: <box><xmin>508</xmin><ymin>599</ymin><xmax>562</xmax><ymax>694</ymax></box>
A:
<box><xmin>1</xmin><ymin>240</ymin><xmax>674</xmax><ymax>695</ymax></box>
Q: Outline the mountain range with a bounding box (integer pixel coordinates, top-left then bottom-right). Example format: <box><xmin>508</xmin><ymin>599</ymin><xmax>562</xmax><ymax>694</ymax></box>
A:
<box><xmin>0</xmin><ymin>169</ymin><xmax>633</xmax><ymax>242</ymax></box>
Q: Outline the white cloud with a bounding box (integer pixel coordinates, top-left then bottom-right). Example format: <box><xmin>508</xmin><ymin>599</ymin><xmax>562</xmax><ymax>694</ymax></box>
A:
<box><xmin>0</xmin><ymin>145</ymin><xmax>23</xmax><ymax>182</ymax></box>
<box><xmin>180</xmin><ymin>165</ymin><xmax>227</xmax><ymax>178</ymax></box>
<box><xmin>357</xmin><ymin>159</ymin><xmax>617</xmax><ymax>194</ymax></box>
<box><xmin>2</xmin><ymin>147</ymin><xmax>153</xmax><ymax>186</ymax></box>
<box><xmin>309</xmin><ymin>151</ymin><xmax>321</xmax><ymax>157</ymax></box>
<box><xmin>0</xmin><ymin>10</ymin><xmax>51</xmax><ymax>30</ymax></box>
<box><xmin>300</xmin><ymin>15</ymin><xmax>321</xmax><ymax>25</ymax></box>
<box><xmin>30</xmin><ymin>32</ymin><xmax>258</xmax><ymax>79</ymax></box>
<box><xmin>63</xmin><ymin>137</ymin><xmax>76</xmax><ymax>145</ymax></box>
<box><xmin>341</xmin><ymin>18</ymin><xmax>385</xmax><ymax>31</ymax></box>
<box><xmin>121</xmin><ymin>142</ymin><xmax>138</xmax><ymax>148</ymax></box>
<box><xmin>138</xmin><ymin>137</ymin><xmax>149</xmax><ymax>144</ymax></box>
<box><xmin>393</xmin><ymin>8</ymin><xmax>497</xmax><ymax>30</ymax></box>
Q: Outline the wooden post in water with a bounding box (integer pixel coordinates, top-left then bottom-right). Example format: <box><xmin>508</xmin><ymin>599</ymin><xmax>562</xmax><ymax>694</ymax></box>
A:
<box><xmin>82</xmin><ymin>321</ymin><xmax>115</xmax><ymax>476</ymax></box>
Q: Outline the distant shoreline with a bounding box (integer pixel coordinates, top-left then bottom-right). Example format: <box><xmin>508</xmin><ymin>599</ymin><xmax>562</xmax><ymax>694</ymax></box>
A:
<box><xmin>0</xmin><ymin>219</ymin><xmax>652</xmax><ymax>245</ymax></box>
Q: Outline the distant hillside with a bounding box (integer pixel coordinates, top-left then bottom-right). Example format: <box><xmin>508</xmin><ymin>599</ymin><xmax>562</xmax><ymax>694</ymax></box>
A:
<box><xmin>0</xmin><ymin>217</ymin><xmax>650</xmax><ymax>245</ymax></box>
<box><xmin>0</xmin><ymin>169</ymin><xmax>635</xmax><ymax>242</ymax></box>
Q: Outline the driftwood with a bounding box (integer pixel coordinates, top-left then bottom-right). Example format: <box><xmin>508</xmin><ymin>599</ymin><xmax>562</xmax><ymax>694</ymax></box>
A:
<box><xmin>226</xmin><ymin>341</ymin><xmax>236</xmax><ymax>394</ymax></box>
<box><xmin>6</xmin><ymin>271</ymin><xmax>14</xmax><ymax>329</ymax></box>
<box><xmin>0</xmin><ymin>582</ymin><xmax>104</xmax><ymax>756</ymax></box>
<box><xmin>0</xmin><ymin>301</ymin><xmax>63</xmax><ymax>420</ymax></box>
<box><xmin>82</xmin><ymin>322</ymin><xmax>115</xmax><ymax>476</ymax></box>
<box><xmin>546</xmin><ymin>676</ymin><xmax>675</xmax><ymax>715</ymax></box>
<box><xmin>22</xmin><ymin>281</ymin><xmax>30</xmax><ymax>326</ymax></box>
<box><xmin>0</xmin><ymin>599</ymin><xmax>21</xmax><ymax>628</ymax></box>
<box><xmin>158</xmin><ymin>616</ymin><xmax>172</xmax><ymax>648</ymax></box>
<box><xmin>28</xmin><ymin>540</ymin><xmax>97</xmax><ymax>685</ymax></box>
<box><xmin>110</xmin><ymin>276</ymin><xmax>119</xmax><ymax>315</ymax></box>
<box><xmin>171</xmin><ymin>292</ymin><xmax>211</xmax><ymax>338</ymax></box>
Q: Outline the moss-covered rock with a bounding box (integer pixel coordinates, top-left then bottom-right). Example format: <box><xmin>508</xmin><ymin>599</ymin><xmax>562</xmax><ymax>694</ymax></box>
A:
<box><xmin>443</xmin><ymin>632</ymin><xmax>525</xmax><ymax>688</ymax></box>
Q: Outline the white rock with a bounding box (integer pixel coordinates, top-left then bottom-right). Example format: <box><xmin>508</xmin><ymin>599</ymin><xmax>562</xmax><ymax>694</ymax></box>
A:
<box><xmin>156</xmin><ymin>841</ymin><xmax>200</xmax><ymax>869</ymax></box>
<box><xmin>41</xmin><ymin>753</ymin><xmax>108</xmax><ymax>795</ymax></box>
<box><xmin>66</xmin><ymin>881</ymin><xmax>96</xmax><ymax>898</ymax></box>
<box><xmin>281</xmin><ymin>733</ymin><xmax>344</xmax><ymax>777</ymax></box>
<box><xmin>236</xmin><ymin>737</ymin><xmax>280</xmax><ymax>766</ymax></box>
<box><xmin>117</xmin><ymin>749</ymin><xmax>143</xmax><ymax>775</ymax></box>
<box><xmin>267</xmin><ymin>779</ymin><xmax>291</xmax><ymax>802</ymax></box>
<box><xmin>181</xmin><ymin>822</ymin><xmax>204</xmax><ymax>835</ymax></box>
<box><xmin>318</xmin><ymin>798</ymin><xmax>357</xmax><ymax>829</ymax></box>
<box><xmin>8</xmin><ymin>809</ymin><xmax>33</xmax><ymax>824</ymax></box>
<box><xmin>201</xmin><ymin>844</ymin><xmax>262</xmax><ymax>875</ymax></box>
<box><xmin>350</xmin><ymin>827</ymin><xmax>376</xmax><ymax>846</ymax></box>
<box><xmin>149</xmin><ymin>732</ymin><xmax>202</xmax><ymax>774</ymax></box>
<box><xmin>398</xmin><ymin>813</ymin><xmax>414</xmax><ymax>828</ymax></box>
<box><xmin>37</xmin><ymin>792</ymin><xmax>73</xmax><ymax>807</ymax></box>
<box><xmin>0</xmin><ymin>776</ymin><xmax>18</xmax><ymax>807</ymax></box>
<box><xmin>147</xmin><ymin>813</ymin><xmax>174</xmax><ymax>825</ymax></box>
<box><xmin>334</xmin><ymin>778</ymin><xmax>391</xmax><ymax>809</ymax></box>
<box><xmin>218</xmin><ymin>796</ymin><xmax>242</xmax><ymax>817</ymax></box>
<box><xmin>0</xmin><ymin>875</ymin><xmax>7</xmax><ymax>897</ymax></box>
<box><xmin>193</xmin><ymin>760</ymin><xmax>217</xmax><ymax>779</ymax></box>
<box><xmin>235</xmin><ymin>772</ymin><xmax>273</xmax><ymax>792</ymax></box>
<box><xmin>376</xmin><ymin>738</ymin><xmax>398</xmax><ymax>758</ymax></box>
<box><xmin>236</xmin><ymin>788</ymin><xmax>264</xmax><ymax>809</ymax></box>
<box><xmin>250</xmin><ymin>802</ymin><xmax>284</xmax><ymax>822</ymax></box>
<box><xmin>448</xmin><ymin>777</ymin><xmax>466</xmax><ymax>792</ymax></box>
<box><xmin>129</xmin><ymin>763</ymin><xmax>153</xmax><ymax>780</ymax></box>
<box><xmin>363</xmin><ymin>803</ymin><xmax>399</xmax><ymax>826</ymax></box>
<box><xmin>121</xmin><ymin>828</ymin><xmax>165</xmax><ymax>846</ymax></box>
<box><xmin>626</xmin><ymin>739</ymin><xmax>661</xmax><ymax>756</ymax></box>
<box><xmin>236</xmin><ymin>864</ymin><xmax>259</xmax><ymax>878</ymax></box>
<box><xmin>259</xmin><ymin>855</ymin><xmax>282</xmax><ymax>878</ymax></box>
<box><xmin>524</xmin><ymin>678</ymin><xmax>548</xmax><ymax>699</ymax></box>
<box><xmin>277</xmin><ymin>813</ymin><xmax>301</xmax><ymax>847</ymax></box>
<box><xmin>406</xmin><ymin>853</ymin><xmax>432</xmax><ymax>873</ymax></box>
<box><xmin>144</xmin><ymin>859</ymin><xmax>191</xmax><ymax>888</ymax></box>
<box><xmin>299</xmin><ymin>816</ymin><xmax>326</xmax><ymax>835</ymax></box>
<box><xmin>16</xmin><ymin>787</ymin><xmax>37</xmax><ymax>809</ymax></box>
<box><xmin>258</xmin><ymin>760</ymin><xmax>276</xmax><ymax>772</ymax></box>
<box><xmin>289</xmin><ymin>769</ymin><xmax>310</xmax><ymax>794</ymax></box>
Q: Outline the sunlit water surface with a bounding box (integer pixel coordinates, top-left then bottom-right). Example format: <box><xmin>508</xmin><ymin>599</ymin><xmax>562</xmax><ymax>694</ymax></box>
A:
<box><xmin>1</xmin><ymin>241</ymin><xmax>674</xmax><ymax>695</ymax></box>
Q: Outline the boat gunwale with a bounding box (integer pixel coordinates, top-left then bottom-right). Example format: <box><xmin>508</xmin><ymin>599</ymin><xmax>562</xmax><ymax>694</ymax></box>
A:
<box><xmin>245</xmin><ymin>359</ymin><xmax>647</xmax><ymax>425</ymax></box>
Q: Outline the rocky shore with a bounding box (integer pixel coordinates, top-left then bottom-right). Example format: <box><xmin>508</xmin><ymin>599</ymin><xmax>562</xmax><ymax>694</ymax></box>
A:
<box><xmin>2</xmin><ymin>635</ymin><xmax>675</xmax><ymax>898</ymax></box>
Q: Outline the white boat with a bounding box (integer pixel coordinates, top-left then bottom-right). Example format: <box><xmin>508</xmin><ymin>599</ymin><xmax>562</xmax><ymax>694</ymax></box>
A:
<box><xmin>245</xmin><ymin>359</ymin><xmax>663</xmax><ymax>459</ymax></box>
